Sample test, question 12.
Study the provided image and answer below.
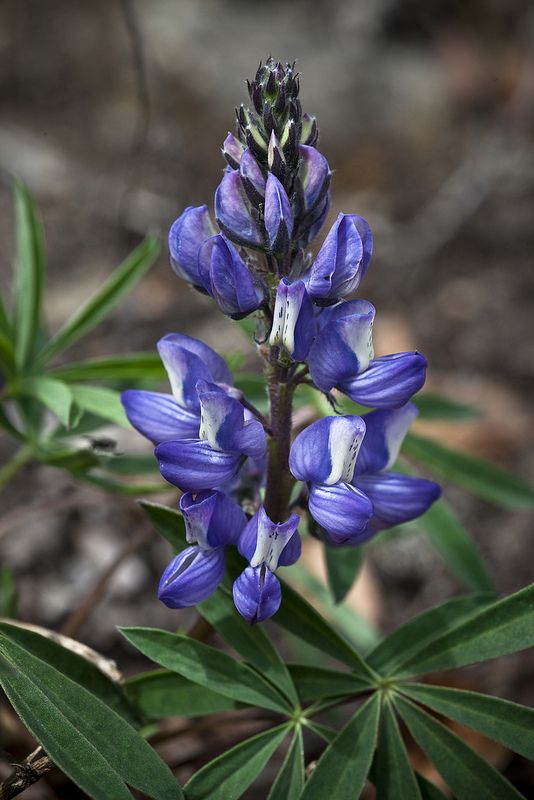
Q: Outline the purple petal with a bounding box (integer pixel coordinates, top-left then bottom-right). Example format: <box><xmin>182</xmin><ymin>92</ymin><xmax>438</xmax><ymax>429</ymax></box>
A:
<box><xmin>308</xmin><ymin>482</ymin><xmax>374</xmax><ymax>545</ymax></box>
<box><xmin>298</xmin><ymin>145</ymin><xmax>330</xmax><ymax>213</ymax></box>
<box><xmin>289</xmin><ymin>415</ymin><xmax>366</xmax><ymax>485</ymax></box>
<box><xmin>264</xmin><ymin>173</ymin><xmax>293</xmax><ymax>255</ymax></box>
<box><xmin>341</xmin><ymin>352</ymin><xmax>427</xmax><ymax>409</ymax></box>
<box><xmin>356</xmin><ymin>402</ymin><xmax>419</xmax><ymax>475</ymax></box>
<box><xmin>158</xmin><ymin>546</ymin><xmax>225</xmax><ymax>608</ymax></box>
<box><xmin>168</xmin><ymin>206</ymin><xmax>216</xmax><ymax>288</ymax></box>
<box><xmin>180</xmin><ymin>490</ymin><xmax>247</xmax><ymax>549</ymax></box>
<box><xmin>306</xmin><ymin>213</ymin><xmax>365</xmax><ymax>304</ymax></box>
<box><xmin>233</xmin><ymin>566</ymin><xmax>282</xmax><ymax>623</ymax></box>
<box><xmin>300</xmin><ymin>191</ymin><xmax>331</xmax><ymax>247</ymax></box>
<box><xmin>238</xmin><ymin>507</ymin><xmax>301</xmax><ymax>570</ymax></box>
<box><xmin>350</xmin><ymin>214</ymin><xmax>373</xmax><ymax>278</ymax></box>
<box><xmin>269</xmin><ymin>278</ymin><xmax>315</xmax><ymax>362</ymax></box>
<box><xmin>307</xmin><ymin>300</ymin><xmax>375</xmax><ymax>394</ymax></box>
<box><xmin>155</xmin><ymin>439</ymin><xmax>243</xmax><ymax>491</ymax></box>
<box><xmin>222</xmin><ymin>132</ymin><xmax>245</xmax><ymax>169</ymax></box>
<box><xmin>215</xmin><ymin>169</ymin><xmax>263</xmax><ymax>249</ymax></box>
<box><xmin>121</xmin><ymin>390</ymin><xmax>199</xmax><ymax>444</ymax></box>
<box><xmin>239</xmin><ymin>148</ymin><xmax>266</xmax><ymax>205</ymax></box>
<box><xmin>354</xmin><ymin>472</ymin><xmax>441</xmax><ymax>531</ymax></box>
<box><xmin>199</xmin><ymin>235</ymin><xmax>265</xmax><ymax>318</ymax></box>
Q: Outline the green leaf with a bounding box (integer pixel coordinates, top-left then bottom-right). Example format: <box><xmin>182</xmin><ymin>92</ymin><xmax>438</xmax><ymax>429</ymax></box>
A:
<box><xmin>139</xmin><ymin>501</ymin><xmax>187</xmax><ymax>551</ymax></box>
<box><xmin>37</xmin><ymin>446</ymin><xmax>100</xmax><ymax>472</ymax></box>
<box><xmin>416</xmin><ymin>773</ymin><xmax>451</xmax><ymax>800</ymax></box>
<box><xmin>0</xmin><ymin>402</ymin><xmax>24</xmax><ymax>440</ymax></box>
<box><xmin>301</xmin><ymin>693</ymin><xmax>380</xmax><ymax>800</ymax></box>
<box><xmin>419</xmin><ymin>500</ymin><xmax>495</xmax><ymax>592</ymax></box>
<box><xmin>413</xmin><ymin>392</ymin><xmax>480</xmax><ymax>421</ymax></box>
<box><xmin>101</xmin><ymin>454</ymin><xmax>160</xmax><ymax>475</ymax></box>
<box><xmin>375</xmin><ymin>702</ymin><xmax>422</xmax><ymax>799</ymax></box>
<box><xmin>51</xmin><ymin>352</ymin><xmax>166</xmax><ymax>382</ymax></box>
<box><xmin>401</xmin><ymin>683</ymin><xmax>534</xmax><ymax>761</ymax></box>
<box><xmin>69</xmin><ymin>384</ymin><xmax>129</xmax><ymax>427</ymax></box>
<box><xmin>19</xmin><ymin>376</ymin><xmax>73</xmax><ymax>427</ymax></box>
<box><xmin>403</xmin><ymin>433</ymin><xmax>534</xmax><ymax>508</ymax></box>
<box><xmin>274</xmin><ymin>578</ymin><xmax>376</xmax><ymax>680</ymax></box>
<box><xmin>125</xmin><ymin>670</ymin><xmax>245</xmax><ymax>719</ymax></box>
<box><xmin>0</xmin><ymin>622</ymin><xmax>136</xmax><ymax>724</ymax></box>
<box><xmin>304</xmin><ymin>720</ymin><xmax>338</xmax><ymax>743</ymax></box>
<box><xmin>79</xmin><ymin>473</ymin><xmax>165</xmax><ymax>495</ymax></box>
<box><xmin>395</xmin><ymin>695</ymin><xmax>523</xmax><ymax>800</ymax></box>
<box><xmin>0</xmin><ymin>570</ymin><xmax>18</xmax><ymax>618</ymax></box>
<box><xmin>324</xmin><ymin>545</ymin><xmax>363</xmax><ymax>604</ymax></box>
<box><xmin>267</xmin><ymin>727</ymin><xmax>304</xmax><ymax>800</ymax></box>
<box><xmin>233</xmin><ymin>373</ymin><xmax>268</xmax><ymax>414</ymax></box>
<box><xmin>199</xmin><ymin>587</ymin><xmax>298</xmax><ymax>707</ymax></box>
<box><xmin>185</xmin><ymin>724</ymin><xmax>288</xmax><ymax>800</ymax></box>
<box><xmin>13</xmin><ymin>182</ymin><xmax>45</xmax><ymax>368</ymax></box>
<box><xmin>392</xmin><ymin>582</ymin><xmax>534</xmax><ymax>678</ymax></box>
<box><xmin>0</xmin><ymin>291</ymin><xmax>10</xmax><ymax>337</ymax></box>
<box><xmin>38</xmin><ymin>236</ymin><xmax>160</xmax><ymax>363</ymax></box>
<box><xmin>0</xmin><ymin>332</ymin><xmax>16</xmax><ymax>379</ymax></box>
<box><xmin>121</xmin><ymin>627</ymin><xmax>290</xmax><ymax>714</ymax></box>
<box><xmin>287</xmin><ymin>664</ymin><xmax>369</xmax><ymax>703</ymax></box>
<box><xmin>367</xmin><ymin>592</ymin><xmax>493</xmax><ymax>675</ymax></box>
<box><xmin>0</xmin><ymin>628</ymin><xmax>182</xmax><ymax>800</ymax></box>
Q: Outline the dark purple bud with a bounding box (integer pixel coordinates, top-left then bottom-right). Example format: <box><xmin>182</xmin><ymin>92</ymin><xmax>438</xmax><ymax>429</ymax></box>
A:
<box><xmin>158</xmin><ymin>546</ymin><xmax>225</xmax><ymax>608</ymax></box>
<box><xmin>301</xmin><ymin>113</ymin><xmax>318</xmax><ymax>146</ymax></box>
<box><xmin>239</xmin><ymin>148</ymin><xmax>266</xmax><ymax>207</ymax></box>
<box><xmin>180</xmin><ymin>489</ymin><xmax>247</xmax><ymax>549</ymax></box>
<box><xmin>264</xmin><ymin>173</ymin><xmax>293</xmax><ymax>256</ymax></box>
<box><xmin>305</xmin><ymin>213</ymin><xmax>367</xmax><ymax>304</ymax></box>
<box><xmin>268</xmin><ymin>132</ymin><xmax>286</xmax><ymax>182</ymax></box>
<box><xmin>262</xmin><ymin>101</ymin><xmax>275</xmax><ymax>136</ymax></box>
<box><xmin>215</xmin><ymin>169</ymin><xmax>263</xmax><ymax>249</ymax></box>
<box><xmin>168</xmin><ymin>206</ymin><xmax>217</xmax><ymax>290</ymax></box>
<box><xmin>222</xmin><ymin>132</ymin><xmax>245</xmax><ymax>169</ymax></box>
<box><xmin>233</xmin><ymin>565</ymin><xmax>282</xmax><ymax>623</ymax></box>
<box><xmin>198</xmin><ymin>234</ymin><xmax>266</xmax><ymax>318</ymax></box>
<box><xmin>298</xmin><ymin>145</ymin><xmax>331</xmax><ymax>214</ymax></box>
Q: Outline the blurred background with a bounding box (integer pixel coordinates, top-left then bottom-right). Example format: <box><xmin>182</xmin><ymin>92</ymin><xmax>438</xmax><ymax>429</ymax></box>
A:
<box><xmin>1</xmin><ymin>0</ymin><xmax>533</xmax><ymax>793</ymax></box>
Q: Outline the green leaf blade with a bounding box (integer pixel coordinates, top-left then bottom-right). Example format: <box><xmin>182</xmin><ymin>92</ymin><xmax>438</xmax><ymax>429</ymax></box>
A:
<box><xmin>287</xmin><ymin>664</ymin><xmax>369</xmax><ymax>703</ymax></box>
<box><xmin>19</xmin><ymin>376</ymin><xmax>73</xmax><ymax>427</ymax></box>
<box><xmin>51</xmin><ymin>352</ymin><xmax>166</xmax><ymax>382</ymax></box>
<box><xmin>376</xmin><ymin>702</ymin><xmax>422</xmax><ymax>799</ymax></box>
<box><xmin>267</xmin><ymin>727</ymin><xmax>304</xmax><ymax>800</ymax></box>
<box><xmin>70</xmin><ymin>384</ymin><xmax>129</xmax><ymax>427</ymax></box>
<box><xmin>324</xmin><ymin>545</ymin><xmax>363</xmax><ymax>604</ymax></box>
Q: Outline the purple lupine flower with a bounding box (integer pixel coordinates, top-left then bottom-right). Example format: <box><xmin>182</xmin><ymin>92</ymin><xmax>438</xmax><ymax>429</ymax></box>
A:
<box><xmin>299</xmin><ymin>190</ymin><xmax>331</xmax><ymax>248</ymax></box>
<box><xmin>304</xmin><ymin>213</ymin><xmax>372</xmax><ymax>305</ymax></box>
<box><xmin>155</xmin><ymin>380</ymin><xmax>266</xmax><ymax>491</ymax></box>
<box><xmin>269</xmin><ymin>278</ymin><xmax>315</xmax><ymax>361</ymax></box>
<box><xmin>168</xmin><ymin>206</ymin><xmax>217</xmax><ymax>290</ymax></box>
<box><xmin>289</xmin><ymin>415</ymin><xmax>374</xmax><ymax>545</ymax></box>
<box><xmin>352</xmin><ymin>402</ymin><xmax>441</xmax><ymax>531</ymax></box>
<box><xmin>222</xmin><ymin>132</ymin><xmax>245</xmax><ymax>169</ymax></box>
<box><xmin>158</xmin><ymin>490</ymin><xmax>247</xmax><ymax>608</ymax></box>
<box><xmin>239</xmin><ymin>148</ymin><xmax>266</xmax><ymax>206</ymax></box>
<box><xmin>264</xmin><ymin>173</ymin><xmax>293</xmax><ymax>256</ymax></box>
<box><xmin>298</xmin><ymin>145</ymin><xmax>331</xmax><ymax>215</ymax></box>
<box><xmin>233</xmin><ymin>506</ymin><xmax>301</xmax><ymax>623</ymax></box>
<box><xmin>198</xmin><ymin>234</ymin><xmax>266</xmax><ymax>318</ymax></box>
<box><xmin>121</xmin><ymin>333</ymin><xmax>232</xmax><ymax>444</ymax></box>
<box><xmin>215</xmin><ymin>168</ymin><xmax>263</xmax><ymax>249</ymax></box>
<box><xmin>308</xmin><ymin>299</ymin><xmax>427</xmax><ymax>408</ymax></box>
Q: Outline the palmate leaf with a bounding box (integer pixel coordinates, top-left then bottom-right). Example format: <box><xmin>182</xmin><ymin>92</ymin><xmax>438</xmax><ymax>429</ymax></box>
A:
<box><xmin>392</xmin><ymin>582</ymin><xmax>534</xmax><ymax>678</ymax></box>
<box><xmin>121</xmin><ymin>627</ymin><xmax>291</xmax><ymax>713</ymax></box>
<box><xmin>287</xmin><ymin>664</ymin><xmax>369</xmax><ymax>703</ymax></box>
<box><xmin>401</xmin><ymin>683</ymin><xmax>534</xmax><ymax>761</ymax></box>
<box><xmin>402</xmin><ymin>432</ymin><xmax>534</xmax><ymax>508</ymax></box>
<box><xmin>184</xmin><ymin>724</ymin><xmax>289</xmax><ymax>800</ymax></box>
<box><xmin>300</xmin><ymin>693</ymin><xmax>380</xmax><ymax>800</ymax></box>
<box><xmin>375</xmin><ymin>701</ymin><xmax>422</xmax><ymax>799</ymax></box>
<box><xmin>139</xmin><ymin>501</ymin><xmax>187</xmax><ymax>551</ymax></box>
<box><xmin>199</xmin><ymin>587</ymin><xmax>299</xmax><ymax>707</ymax></box>
<box><xmin>415</xmin><ymin>773</ymin><xmax>449</xmax><ymax>800</ymax></box>
<box><xmin>394</xmin><ymin>695</ymin><xmax>524</xmax><ymax>800</ymax></box>
<box><xmin>0</xmin><ymin>627</ymin><xmax>182</xmax><ymax>800</ymax></box>
<box><xmin>19</xmin><ymin>376</ymin><xmax>73</xmax><ymax>427</ymax></box>
<box><xmin>38</xmin><ymin>236</ymin><xmax>160</xmax><ymax>364</ymax></box>
<box><xmin>51</xmin><ymin>352</ymin><xmax>166</xmax><ymax>382</ymax></box>
<box><xmin>367</xmin><ymin>592</ymin><xmax>493</xmax><ymax>675</ymax></box>
<box><xmin>67</xmin><ymin>384</ymin><xmax>130</xmax><ymax>427</ymax></box>
<box><xmin>125</xmin><ymin>670</ymin><xmax>246</xmax><ymax>719</ymax></box>
<box><xmin>267</xmin><ymin>727</ymin><xmax>304</xmax><ymax>800</ymax></box>
<box><xmin>324</xmin><ymin>544</ymin><xmax>363</xmax><ymax>604</ymax></box>
<box><xmin>412</xmin><ymin>392</ymin><xmax>480</xmax><ymax>421</ymax></box>
<box><xmin>13</xmin><ymin>181</ymin><xmax>45</xmax><ymax>369</ymax></box>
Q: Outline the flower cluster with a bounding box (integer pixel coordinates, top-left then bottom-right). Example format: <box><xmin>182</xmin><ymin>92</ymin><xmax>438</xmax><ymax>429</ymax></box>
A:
<box><xmin>122</xmin><ymin>58</ymin><xmax>440</xmax><ymax>623</ymax></box>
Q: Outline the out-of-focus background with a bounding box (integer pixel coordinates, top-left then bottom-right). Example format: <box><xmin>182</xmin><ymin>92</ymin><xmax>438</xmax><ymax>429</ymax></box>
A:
<box><xmin>1</xmin><ymin>0</ymin><xmax>533</xmax><ymax>794</ymax></box>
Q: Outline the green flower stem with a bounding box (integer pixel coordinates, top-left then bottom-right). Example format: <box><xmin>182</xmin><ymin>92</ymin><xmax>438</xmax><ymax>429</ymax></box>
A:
<box><xmin>0</xmin><ymin>444</ymin><xmax>33</xmax><ymax>492</ymax></box>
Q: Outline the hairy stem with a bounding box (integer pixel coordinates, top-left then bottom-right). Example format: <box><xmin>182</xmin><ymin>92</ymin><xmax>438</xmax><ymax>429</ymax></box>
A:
<box><xmin>263</xmin><ymin>351</ymin><xmax>295</xmax><ymax>522</ymax></box>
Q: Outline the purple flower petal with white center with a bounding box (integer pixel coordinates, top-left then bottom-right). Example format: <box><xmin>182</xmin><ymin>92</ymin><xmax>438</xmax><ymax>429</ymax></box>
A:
<box><xmin>180</xmin><ymin>490</ymin><xmax>247</xmax><ymax>549</ymax></box>
<box><xmin>155</xmin><ymin>439</ymin><xmax>243</xmax><ymax>491</ymax></box>
<box><xmin>355</xmin><ymin>402</ymin><xmax>419</xmax><ymax>475</ymax></box>
<box><xmin>233</xmin><ymin>565</ymin><xmax>282</xmax><ymax>623</ymax></box>
<box><xmin>289</xmin><ymin>415</ymin><xmax>366</xmax><ymax>486</ymax></box>
<box><xmin>197</xmin><ymin>380</ymin><xmax>266</xmax><ymax>460</ymax></box>
<box><xmin>298</xmin><ymin>145</ymin><xmax>330</xmax><ymax>213</ymax></box>
<box><xmin>307</xmin><ymin>300</ymin><xmax>375</xmax><ymax>394</ymax></box>
<box><xmin>265</xmin><ymin>173</ymin><xmax>293</xmax><ymax>256</ymax></box>
<box><xmin>215</xmin><ymin>168</ymin><xmax>263</xmax><ymax>249</ymax></box>
<box><xmin>222</xmin><ymin>132</ymin><xmax>245</xmax><ymax>169</ymax></box>
<box><xmin>340</xmin><ymin>352</ymin><xmax>427</xmax><ymax>409</ymax></box>
<box><xmin>240</xmin><ymin>148</ymin><xmax>266</xmax><ymax>206</ymax></box>
<box><xmin>308</xmin><ymin>482</ymin><xmax>374</xmax><ymax>545</ymax></box>
<box><xmin>305</xmin><ymin>213</ymin><xmax>365</xmax><ymax>305</ymax></box>
<box><xmin>238</xmin><ymin>507</ymin><xmax>301</xmax><ymax>570</ymax></box>
<box><xmin>269</xmin><ymin>278</ymin><xmax>315</xmax><ymax>361</ymax></box>
<box><xmin>198</xmin><ymin>234</ymin><xmax>265</xmax><ymax>318</ymax></box>
<box><xmin>121</xmin><ymin>390</ymin><xmax>199</xmax><ymax>445</ymax></box>
<box><xmin>158</xmin><ymin>546</ymin><xmax>225</xmax><ymax>608</ymax></box>
<box><xmin>354</xmin><ymin>472</ymin><xmax>441</xmax><ymax>531</ymax></box>
<box><xmin>168</xmin><ymin>206</ymin><xmax>217</xmax><ymax>289</ymax></box>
